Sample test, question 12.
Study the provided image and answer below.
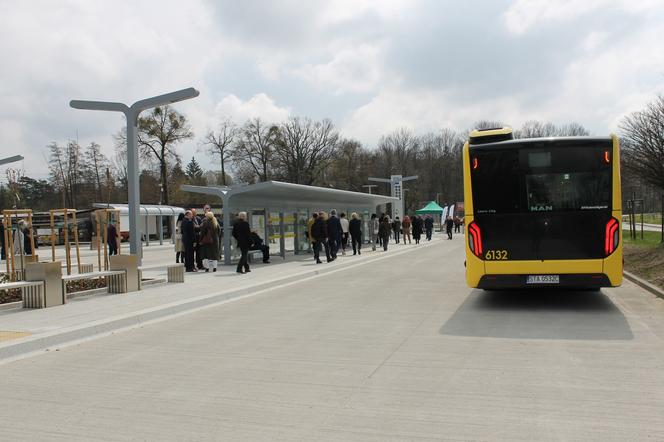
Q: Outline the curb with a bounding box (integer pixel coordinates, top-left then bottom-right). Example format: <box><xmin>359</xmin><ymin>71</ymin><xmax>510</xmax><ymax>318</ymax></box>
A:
<box><xmin>623</xmin><ymin>270</ymin><xmax>664</xmax><ymax>300</ymax></box>
<box><xmin>0</xmin><ymin>239</ymin><xmax>442</xmax><ymax>364</ymax></box>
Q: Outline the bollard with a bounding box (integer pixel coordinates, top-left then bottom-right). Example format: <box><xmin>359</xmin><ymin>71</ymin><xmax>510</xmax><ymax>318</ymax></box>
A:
<box><xmin>24</xmin><ymin>261</ymin><xmax>64</xmax><ymax>308</ymax></box>
<box><xmin>110</xmin><ymin>254</ymin><xmax>140</xmax><ymax>292</ymax></box>
<box><xmin>167</xmin><ymin>264</ymin><xmax>185</xmax><ymax>283</ymax></box>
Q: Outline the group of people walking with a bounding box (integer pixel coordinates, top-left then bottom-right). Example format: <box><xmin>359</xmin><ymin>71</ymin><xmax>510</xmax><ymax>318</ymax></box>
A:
<box><xmin>307</xmin><ymin>210</ymin><xmax>358</xmax><ymax>263</ymax></box>
<box><xmin>307</xmin><ymin>210</ymin><xmax>458</xmax><ymax>264</ymax></box>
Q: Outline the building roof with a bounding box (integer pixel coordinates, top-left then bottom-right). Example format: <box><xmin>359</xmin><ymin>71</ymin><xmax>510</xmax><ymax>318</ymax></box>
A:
<box><xmin>92</xmin><ymin>203</ymin><xmax>185</xmax><ymax>216</ymax></box>
<box><xmin>181</xmin><ymin>180</ymin><xmax>399</xmax><ymax>211</ymax></box>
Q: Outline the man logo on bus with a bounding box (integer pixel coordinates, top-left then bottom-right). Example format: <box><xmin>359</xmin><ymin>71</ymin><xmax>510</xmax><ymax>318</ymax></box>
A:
<box><xmin>530</xmin><ymin>205</ymin><xmax>553</xmax><ymax>211</ymax></box>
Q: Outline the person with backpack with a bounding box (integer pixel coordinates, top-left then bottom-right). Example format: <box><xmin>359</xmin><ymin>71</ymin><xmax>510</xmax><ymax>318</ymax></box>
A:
<box><xmin>391</xmin><ymin>216</ymin><xmax>401</xmax><ymax>244</ymax></box>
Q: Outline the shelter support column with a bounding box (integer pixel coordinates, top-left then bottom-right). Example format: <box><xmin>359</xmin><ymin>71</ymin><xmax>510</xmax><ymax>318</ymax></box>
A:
<box><xmin>279</xmin><ymin>212</ymin><xmax>285</xmax><ymax>260</ymax></box>
<box><xmin>158</xmin><ymin>215</ymin><xmax>163</xmax><ymax>245</ymax></box>
<box><xmin>223</xmin><ymin>201</ymin><xmax>232</xmax><ymax>265</ymax></box>
<box><xmin>293</xmin><ymin>212</ymin><xmax>300</xmax><ymax>255</ymax></box>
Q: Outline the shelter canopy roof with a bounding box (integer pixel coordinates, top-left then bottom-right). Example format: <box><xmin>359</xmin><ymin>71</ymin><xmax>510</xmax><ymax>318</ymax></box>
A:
<box><xmin>181</xmin><ymin>181</ymin><xmax>399</xmax><ymax>211</ymax></box>
<box><xmin>92</xmin><ymin>203</ymin><xmax>185</xmax><ymax>216</ymax></box>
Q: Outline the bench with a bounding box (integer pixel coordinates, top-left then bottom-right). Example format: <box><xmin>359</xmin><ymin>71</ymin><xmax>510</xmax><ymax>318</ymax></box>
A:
<box><xmin>0</xmin><ymin>281</ymin><xmax>46</xmax><ymax>309</ymax></box>
<box><xmin>247</xmin><ymin>249</ymin><xmax>264</xmax><ymax>263</ymax></box>
<box><xmin>62</xmin><ymin>270</ymin><xmax>127</xmax><ymax>294</ymax></box>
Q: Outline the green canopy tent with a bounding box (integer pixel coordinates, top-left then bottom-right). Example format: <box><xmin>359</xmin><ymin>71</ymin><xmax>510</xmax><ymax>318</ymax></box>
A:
<box><xmin>416</xmin><ymin>201</ymin><xmax>445</xmax><ymax>230</ymax></box>
<box><xmin>415</xmin><ymin>201</ymin><xmax>444</xmax><ymax>215</ymax></box>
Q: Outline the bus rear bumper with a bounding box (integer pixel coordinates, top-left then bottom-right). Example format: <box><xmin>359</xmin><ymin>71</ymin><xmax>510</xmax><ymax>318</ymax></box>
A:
<box><xmin>477</xmin><ymin>274</ymin><xmax>612</xmax><ymax>290</ymax></box>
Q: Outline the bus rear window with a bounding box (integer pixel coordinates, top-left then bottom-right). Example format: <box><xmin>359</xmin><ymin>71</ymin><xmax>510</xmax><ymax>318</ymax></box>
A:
<box><xmin>471</xmin><ymin>143</ymin><xmax>611</xmax><ymax>214</ymax></box>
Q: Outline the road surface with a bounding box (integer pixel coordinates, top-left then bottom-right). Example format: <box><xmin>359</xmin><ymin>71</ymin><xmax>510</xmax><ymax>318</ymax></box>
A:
<box><xmin>1</xmin><ymin>237</ymin><xmax>664</xmax><ymax>441</ymax></box>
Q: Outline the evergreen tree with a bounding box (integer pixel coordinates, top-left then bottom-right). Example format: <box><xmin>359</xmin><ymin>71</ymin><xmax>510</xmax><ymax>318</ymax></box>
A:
<box><xmin>185</xmin><ymin>157</ymin><xmax>206</xmax><ymax>185</ymax></box>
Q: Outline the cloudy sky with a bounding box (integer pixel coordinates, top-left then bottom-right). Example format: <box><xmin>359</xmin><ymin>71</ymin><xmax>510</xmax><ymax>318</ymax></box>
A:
<box><xmin>1</xmin><ymin>0</ymin><xmax>663</xmax><ymax>181</ymax></box>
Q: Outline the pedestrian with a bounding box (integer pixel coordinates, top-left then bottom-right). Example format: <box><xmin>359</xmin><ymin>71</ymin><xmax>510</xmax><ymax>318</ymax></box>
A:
<box><xmin>370</xmin><ymin>213</ymin><xmax>379</xmax><ymax>251</ymax></box>
<box><xmin>307</xmin><ymin>212</ymin><xmax>318</xmax><ymax>252</ymax></box>
<box><xmin>378</xmin><ymin>213</ymin><xmax>385</xmax><ymax>247</ymax></box>
<box><xmin>13</xmin><ymin>220</ymin><xmax>26</xmax><ymax>256</ymax></box>
<box><xmin>454</xmin><ymin>216</ymin><xmax>461</xmax><ymax>233</ymax></box>
<box><xmin>232</xmin><ymin>211</ymin><xmax>252</xmax><ymax>274</ymax></box>
<box><xmin>412</xmin><ymin>215</ymin><xmax>423</xmax><ymax>244</ymax></box>
<box><xmin>349</xmin><ymin>212</ymin><xmax>362</xmax><ymax>255</ymax></box>
<box><xmin>327</xmin><ymin>209</ymin><xmax>342</xmax><ymax>260</ymax></box>
<box><xmin>107</xmin><ymin>222</ymin><xmax>119</xmax><ymax>256</ymax></box>
<box><xmin>181</xmin><ymin>211</ymin><xmax>196</xmax><ymax>272</ymax></box>
<box><xmin>312</xmin><ymin>211</ymin><xmax>331</xmax><ymax>263</ymax></box>
<box><xmin>445</xmin><ymin>215</ymin><xmax>454</xmax><ymax>240</ymax></box>
<box><xmin>424</xmin><ymin>215</ymin><xmax>434</xmax><ymax>241</ymax></box>
<box><xmin>402</xmin><ymin>215</ymin><xmax>412</xmax><ymax>244</ymax></box>
<box><xmin>174</xmin><ymin>213</ymin><xmax>184</xmax><ymax>263</ymax></box>
<box><xmin>378</xmin><ymin>215</ymin><xmax>392</xmax><ymax>252</ymax></box>
<box><xmin>391</xmin><ymin>216</ymin><xmax>401</xmax><ymax>244</ymax></box>
<box><xmin>199</xmin><ymin>211</ymin><xmax>221</xmax><ymax>272</ymax></box>
<box><xmin>192</xmin><ymin>209</ymin><xmax>204</xmax><ymax>270</ymax></box>
<box><xmin>379</xmin><ymin>215</ymin><xmax>391</xmax><ymax>251</ymax></box>
<box><xmin>339</xmin><ymin>212</ymin><xmax>349</xmax><ymax>256</ymax></box>
<box><xmin>249</xmin><ymin>230</ymin><xmax>270</xmax><ymax>263</ymax></box>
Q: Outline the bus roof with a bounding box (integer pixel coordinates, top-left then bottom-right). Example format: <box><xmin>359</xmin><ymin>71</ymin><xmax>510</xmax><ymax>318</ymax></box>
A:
<box><xmin>468</xmin><ymin>136</ymin><xmax>612</xmax><ymax>150</ymax></box>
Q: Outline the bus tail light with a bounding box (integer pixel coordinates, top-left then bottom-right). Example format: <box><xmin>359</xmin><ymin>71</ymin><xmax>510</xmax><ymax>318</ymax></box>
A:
<box><xmin>603</xmin><ymin>150</ymin><xmax>611</xmax><ymax>164</ymax></box>
<box><xmin>604</xmin><ymin>218</ymin><xmax>619</xmax><ymax>256</ymax></box>
<box><xmin>468</xmin><ymin>221</ymin><xmax>483</xmax><ymax>258</ymax></box>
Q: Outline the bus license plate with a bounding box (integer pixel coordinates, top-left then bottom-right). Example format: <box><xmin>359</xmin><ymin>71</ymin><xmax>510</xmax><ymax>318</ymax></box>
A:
<box><xmin>526</xmin><ymin>275</ymin><xmax>559</xmax><ymax>284</ymax></box>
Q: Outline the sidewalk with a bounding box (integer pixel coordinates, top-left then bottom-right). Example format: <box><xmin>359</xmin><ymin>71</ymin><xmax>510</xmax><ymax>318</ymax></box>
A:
<box><xmin>0</xmin><ymin>234</ymin><xmax>452</xmax><ymax>363</ymax></box>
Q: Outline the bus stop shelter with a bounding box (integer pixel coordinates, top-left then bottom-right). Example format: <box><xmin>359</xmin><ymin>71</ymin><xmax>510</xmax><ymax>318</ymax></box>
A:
<box><xmin>182</xmin><ymin>181</ymin><xmax>399</xmax><ymax>265</ymax></box>
<box><xmin>93</xmin><ymin>203</ymin><xmax>185</xmax><ymax>246</ymax></box>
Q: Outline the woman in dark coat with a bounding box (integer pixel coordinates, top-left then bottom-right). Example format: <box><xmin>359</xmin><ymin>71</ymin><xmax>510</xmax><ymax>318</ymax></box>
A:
<box><xmin>232</xmin><ymin>211</ymin><xmax>252</xmax><ymax>274</ymax></box>
<box><xmin>199</xmin><ymin>212</ymin><xmax>221</xmax><ymax>272</ymax></box>
<box><xmin>378</xmin><ymin>215</ymin><xmax>392</xmax><ymax>251</ymax></box>
<box><xmin>181</xmin><ymin>211</ymin><xmax>196</xmax><ymax>272</ymax></box>
<box><xmin>412</xmin><ymin>215</ymin><xmax>423</xmax><ymax>244</ymax></box>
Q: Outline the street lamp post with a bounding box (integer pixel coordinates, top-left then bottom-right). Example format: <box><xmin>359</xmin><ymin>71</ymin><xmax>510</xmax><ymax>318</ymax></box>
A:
<box><xmin>70</xmin><ymin>88</ymin><xmax>200</xmax><ymax>264</ymax></box>
<box><xmin>0</xmin><ymin>155</ymin><xmax>23</xmax><ymax>166</ymax></box>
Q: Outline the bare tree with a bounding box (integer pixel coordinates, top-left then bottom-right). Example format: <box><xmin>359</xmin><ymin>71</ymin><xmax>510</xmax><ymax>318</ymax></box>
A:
<box><xmin>47</xmin><ymin>141</ymin><xmax>82</xmax><ymax>207</ymax></box>
<box><xmin>515</xmin><ymin>120</ymin><xmax>558</xmax><ymax>138</ymax></box>
<box><xmin>376</xmin><ymin>127</ymin><xmax>419</xmax><ymax>177</ymax></box>
<box><xmin>515</xmin><ymin>120</ymin><xmax>589</xmax><ymax>138</ymax></box>
<box><xmin>232</xmin><ymin>118</ymin><xmax>277</xmax><ymax>182</ymax></box>
<box><xmin>201</xmin><ymin>119</ymin><xmax>237</xmax><ymax>186</ymax></box>
<box><xmin>273</xmin><ymin>117</ymin><xmax>340</xmax><ymax>185</ymax></box>
<box><xmin>84</xmin><ymin>142</ymin><xmax>108</xmax><ymax>201</ymax></box>
<box><xmin>471</xmin><ymin>120</ymin><xmax>505</xmax><ymax>130</ymax></box>
<box><xmin>136</xmin><ymin>105</ymin><xmax>194</xmax><ymax>205</ymax></box>
<box><xmin>620</xmin><ymin>95</ymin><xmax>664</xmax><ymax>191</ymax></box>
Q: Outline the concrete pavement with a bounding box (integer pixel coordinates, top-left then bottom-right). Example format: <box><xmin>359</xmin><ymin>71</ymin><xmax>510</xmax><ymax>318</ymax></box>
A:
<box><xmin>0</xmin><ymin>236</ymin><xmax>440</xmax><ymax>362</ymax></box>
<box><xmin>1</xmin><ymin>233</ymin><xmax>664</xmax><ymax>440</ymax></box>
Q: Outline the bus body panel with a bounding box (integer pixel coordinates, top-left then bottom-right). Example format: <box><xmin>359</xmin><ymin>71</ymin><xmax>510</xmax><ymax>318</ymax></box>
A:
<box><xmin>484</xmin><ymin>259</ymin><xmax>603</xmax><ymax>275</ymax></box>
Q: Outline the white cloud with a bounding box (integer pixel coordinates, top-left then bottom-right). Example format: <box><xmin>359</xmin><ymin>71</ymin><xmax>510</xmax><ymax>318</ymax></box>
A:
<box><xmin>503</xmin><ymin>0</ymin><xmax>660</xmax><ymax>34</ymax></box>
<box><xmin>212</xmin><ymin>94</ymin><xmax>291</xmax><ymax>125</ymax></box>
<box><xmin>291</xmin><ymin>43</ymin><xmax>385</xmax><ymax>95</ymax></box>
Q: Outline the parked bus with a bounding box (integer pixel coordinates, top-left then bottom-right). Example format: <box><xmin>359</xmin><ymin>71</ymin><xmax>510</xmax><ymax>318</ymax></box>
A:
<box><xmin>463</xmin><ymin>127</ymin><xmax>622</xmax><ymax>289</ymax></box>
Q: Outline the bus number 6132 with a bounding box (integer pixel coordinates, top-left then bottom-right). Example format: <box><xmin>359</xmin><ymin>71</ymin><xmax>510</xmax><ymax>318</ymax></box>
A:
<box><xmin>485</xmin><ymin>250</ymin><xmax>508</xmax><ymax>260</ymax></box>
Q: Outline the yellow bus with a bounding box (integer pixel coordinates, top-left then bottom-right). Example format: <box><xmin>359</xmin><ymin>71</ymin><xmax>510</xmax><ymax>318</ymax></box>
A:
<box><xmin>463</xmin><ymin>127</ymin><xmax>622</xmax><ymax>289</ymax></box>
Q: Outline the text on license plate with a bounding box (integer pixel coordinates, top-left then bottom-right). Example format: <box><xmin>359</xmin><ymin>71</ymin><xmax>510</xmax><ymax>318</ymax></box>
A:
<box><xmin>526</xmin><ymin>275</ymin><xmax>560</xmax><ymax>284</ymax></box>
